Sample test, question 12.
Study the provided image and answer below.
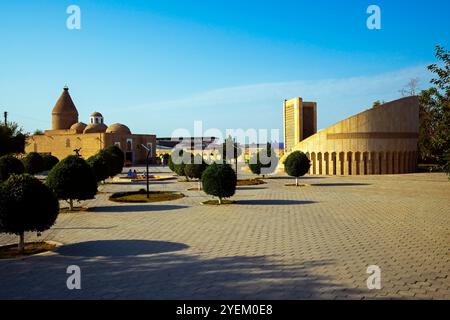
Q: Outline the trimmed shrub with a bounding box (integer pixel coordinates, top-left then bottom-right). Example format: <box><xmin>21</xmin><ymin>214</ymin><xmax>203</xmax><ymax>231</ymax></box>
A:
<box><xmin>248</xmin><ymin>144</ymin><xmax>278</xmax><ymax>177</ymax></box>
<box><xmin>168</xmin><ymin>153</ymin><xmax>176</xmax><ymax>172</ymax></box>
<box><xmin>184</xmin><ymin>155</ymin><xmax>208</xmax><ymax>189</ymax></box>
<box><xmin>102</xmin><ymin>145</ymin><xmax>125</xmax><ymax>177</ymax></box>
<box><xmin>0</xmin><ymin>174</ymin><xmax>59</xmax><ymax>254</ymax></box>
<box><xmin>0</xmin><ymin>123</ymin><xmax>26</xmax><ymax>157</ymax></box>
<box><xmin>202</xmin><ymin>163</ymin><xmax>237</xmax><ymax>204</ymax></box>
<box><xmin>42</xmin><ymin>154</ymin><xmax>59</xmax><ymax>171</ymax></box>
<box><xmin>220</xmin><ymin>136</ymin><xmax>242</xmax><ymax>162</ymax></box>
<box><xmin>0</xmin><ymin>154</ymin><xmax>25</xmax><ymax>182</ymax></box>
<box><xmin>22</xmin><ymin>152</ymin><xmax>44</xmax><ymax>175</ymax></box>
<box><xmin>169</xmin><ymin>150</ymin><xmax>193</xmax><ymax>180</ymax></box>
<box><xmin>46</xmin><ymin>155</ymin><xmax>97</xmax><ymax>210</ymax></box>
<box><xmin>162</xmin><ymin>153</ymin><xmax>170</xmax><ymax>166</ymax></box>
<box><xmin>284</xmin><ymin>151</ymin><xmax>311</xmax><ymax>186</ymax></box>
<box><xmin>87</xmin><ymin>153</ymin><xmax>110</xmax><ymax>182</ymax></box>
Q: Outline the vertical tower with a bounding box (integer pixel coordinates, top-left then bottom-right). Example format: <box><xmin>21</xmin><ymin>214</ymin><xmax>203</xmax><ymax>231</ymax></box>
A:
<box><xmin>52</xmin><ymin>86</ymin><xmax>79</xmax><ymax>130</ymax></box>
<box><xmin>283</xmin><ymin>97</ymin><xmax>317</xmax><ymax>153</ymax></box>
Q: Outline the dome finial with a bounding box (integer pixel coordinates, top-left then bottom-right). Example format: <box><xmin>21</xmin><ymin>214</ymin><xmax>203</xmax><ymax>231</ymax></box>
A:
<box><xmin>63</xmin><ymin>84</ymin><xmax>69</xmax><ymax>91</ymax></box>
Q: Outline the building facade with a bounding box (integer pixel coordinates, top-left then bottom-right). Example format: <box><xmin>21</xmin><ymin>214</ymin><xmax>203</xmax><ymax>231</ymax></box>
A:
<box><xmin>26</xmin><ymin>87</ymin><xmax>157</xmax><ymax>164</ymax></box>
<box><xmin>282</xmin><ymin>96</ymin><xmax>420</xmax><ymax>175</ymax></box>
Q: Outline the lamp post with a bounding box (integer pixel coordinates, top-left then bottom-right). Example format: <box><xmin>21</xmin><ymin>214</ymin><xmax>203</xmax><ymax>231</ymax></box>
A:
<box><xmin>140</xmin><ymin>143</ymin><xmax>153</xmax><ymax>199</ymax></box>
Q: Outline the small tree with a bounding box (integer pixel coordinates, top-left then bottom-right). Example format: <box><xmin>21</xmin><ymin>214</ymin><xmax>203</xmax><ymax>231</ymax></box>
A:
<box><xmin>169</xmin><ymin>150</ymin><xmax>193</xmax><ymax>181</ymax></box>
<box><xmin>103</xmin><ymin>145</ymin><xmax>125</xmax><ymax>177</ymax></box>
<box><xmin>0</xmin><ymin>122</ymin><xmax>26</xmax><ymax>157</ymax></box>
<box><xmin>284</xmin><ymin>151</ymin><xmax>311</xmax><ymax>186</ymax></box>
<box><xmin>248</xmin><ymin>143</ymin><xmax>278</xmax><ymax>178</ymax></box>
<box><xmin>0</xmin><ymin>174</ymin><xmax>59</xmax><ymax>255</ymax></box>
<box><xmin>162</xmin><ymin>153</ymin><xmax>170</xmax><ymax>166</ymax></box>
<box><xmin>42</xmin><ymin>154</ymin><xmax>59</xmax><ymax>171</ymax></box>
<box><xmin>202</xmin><ymin>163</ymin><xmax>237</xmax><ymax>204</ymax></box>
<box><xmin>87</xmin><ymin>153</ymin><xmax>109</xmax><ymax>183</ymax></box>
<box><xmin>184</xmin><ymin>155</ymin><xmax>208</xmax><ymax>190</ymax></box>
<box><xmin>22</xmin><ymin>152</ymin><xmax>45</xmax><ymax>175</ymax></box>
<box><xmin>220</xmin><ymin>136</ymin><xmax>242</xmax><ymax>177</ymax></box>
<box><xmin>0</xmin><ymin>154</ymin><xmax>25</xmax><ymax>182</ymax></box>
<box><xmin>46</xmin><ymin>155</ymin><xmax>97</xmax><ymax>211</ymax></box>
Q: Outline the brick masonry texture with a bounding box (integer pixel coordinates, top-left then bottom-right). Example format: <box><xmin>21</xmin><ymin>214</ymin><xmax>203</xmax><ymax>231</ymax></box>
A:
<box><xmin>0</xmin><ymin>168</ymin><xmax>449</xmax><ymax>300</ymax></box>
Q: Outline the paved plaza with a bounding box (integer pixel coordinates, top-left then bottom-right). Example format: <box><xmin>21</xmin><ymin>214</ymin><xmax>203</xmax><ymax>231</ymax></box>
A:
<box><xmin>0</xmin><ymin>167</ymin><xmax>449</xmax><ymax>299</ymax></box>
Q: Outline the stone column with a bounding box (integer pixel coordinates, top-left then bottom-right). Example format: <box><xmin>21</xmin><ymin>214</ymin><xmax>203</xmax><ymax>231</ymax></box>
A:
<box><xmin>324</xmin><ymin>153</ymin><xmax>330</xmax><ymax>175</ymax></box>
<box><xmin>372</xmin><ymin>152</ymin><xmax>380</xmax><ymax>175</ymax></box>
<box><xmin>380</xmin><ymin>152</ymin><xmax>388</xmax><ymax>174</ymax></box>
<box><xmin>343</xmin><ymin>152</ymin><xmax>350</xmax><ymax>175</ymax></box>
<box><xmin>318</xmin><ymin>153</ymin><xmax>323</xmax><ymax>175</ymax></box>
<box><xmin>353</xmin><ymin>152</ymin><xmax>360</xmax><ymax>175</ymax></box>
<box><xmin>393</xmin><ymin>152</ymin><xmax>399</xmax><ymax>174</ymax></box>
<box><xmin>337</xmin><ymin>152</ymin><xmax>344</xmax><ymax>176</ymax></box>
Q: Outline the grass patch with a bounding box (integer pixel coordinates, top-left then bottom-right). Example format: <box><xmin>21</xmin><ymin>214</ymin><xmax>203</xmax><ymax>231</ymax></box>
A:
<box><xmin>109</xmin><ymin>190</ymin><xmax>185</xmax><ymax>203</ymax></box>
<box><xmin>285</xmin><ymin>183</ymin><xmax>311</xmax><ymax>187</ymax></box>
<box><xmin>0</xmin><ymin>242</ymin><xmax>56</xmax><ymax>259</ymax></box>
<box><xmin>60</xmin><ymin>207</ymin><xmax>89</xmax><ymax>214</ymax></box>
<box><xmin>201</xmin><ymin>199</ymin><xmax>236</xmax><ymax>206</ymax></box>
<box><xmin>237</xmin><ymin>179</ymin><xmax>266</xmax><ymax>186</ymax></box>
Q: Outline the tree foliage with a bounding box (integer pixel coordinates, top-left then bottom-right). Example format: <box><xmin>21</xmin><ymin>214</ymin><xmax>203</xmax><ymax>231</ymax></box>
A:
<box><xmin>87</xmin><ymin>153</ymin><xmax>110</xmax><ymax>182</ymax></box>
<box><xmin>418</xmin><ymin>45</ymin><xmax>450</xmax><ymax>170</ymax></box>
<box><xmin>0</xmin><ymin>122</ymin><xmax>26</xmax><ymax>157</ymax></box>
<box><xmin>0</xmin><ymin>155</ymin><xmax>25</xmax><ymax>182</ymax></box>
<box><xmin>220</xmin><ymin>136</ymin><xmax>242</xmax><ymax>163</ymax></box>
<box><xmin>248</xmin><ymin>143</ymin><xmax>278</xmax><ymax>177</ymax></box>
<box><xmin>46</xmin><ymin>155</ymin><xmax>97</xmax><ymax>210</ymax></box>
<box><xmin>42</xmin><ymin>154</ymin><xmax>59</xmax><ymax>171</ymax></box>
<box><xmin>202</xmin><ymin>163</ymin><xmax>237</xmax><ymax>204</ymax></box>
<box><xmin>102</xmin><ymin>145</ymin><xmax>125</xmax><ymax>177</ymax></box>
<box><xmin>22</xmin><ymin>152</ymin><xmax>44</xmax><ymax>175</ymax></box>
<box><xmin>184</xmin><ymin>155</ymin><xmax>208</xmax><ymax>189</ymax></box>
<box><xmin>0</xmin><ymin>174</ymin><xmax>59</xmax><ymax>254</ymax></box>
<box><xmin>284</xmin><ymin>151</ymin><xmax>310</xmax><ymax>186</ymax></box>
<box><xmin>169</xmin><ymin>149</ymin><xmax>193</xmax><ymax>180</ymax></box>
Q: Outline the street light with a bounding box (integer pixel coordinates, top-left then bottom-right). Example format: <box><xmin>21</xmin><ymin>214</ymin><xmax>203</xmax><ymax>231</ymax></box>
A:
<box><xmin>140</xmin><ymin>143</ymin><xmax>153</xmax><ymax>199</ymax></box>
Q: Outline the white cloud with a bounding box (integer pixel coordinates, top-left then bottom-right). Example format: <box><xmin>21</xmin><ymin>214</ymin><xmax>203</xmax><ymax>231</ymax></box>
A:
<box><xmin>114</xmin><ymin>65</ymin><xmax>431</xmax><ymax>114</ymax></box>
<box><xmin>109</xmin><ymin>64</ymin><xmax>431</xmax><ymax>138</ymax></box>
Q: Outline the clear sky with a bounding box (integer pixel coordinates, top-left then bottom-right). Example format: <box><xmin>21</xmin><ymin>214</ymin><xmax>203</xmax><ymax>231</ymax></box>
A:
<box><xmin>0</xmin><ymin>0</ymin><xmax>449</xmax><ymax>141</ymax></box>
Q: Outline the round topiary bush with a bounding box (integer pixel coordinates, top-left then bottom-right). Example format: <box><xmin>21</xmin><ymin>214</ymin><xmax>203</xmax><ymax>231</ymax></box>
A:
<box><xmin>162</xmin><ymin>153</ymin><xmax>170</xmax><ymax>166</ymax></box>
<box><xmin>184</xmin><ymin>155</ymin><xmax>208</xmax><ymax>190</ymax></box>
<box><xmin>22</xmin><ymin>152</ymin><xmax>44</xmax><ymax>175</ymax></box>
<box><xmin>201</xmin><ymin>163</ymin><xmax>237</xmax><ymax>204</ymax></box>
<box><xmin>248</xmin><ymin>144</ymin><xmax>278</xmax><ymax>178</ymax></box>
<box><xmin>46</xmin><ymin>155</ymin><xmax>97</xmax><ymax>211</ymax></box>
<box><xmin>42</xmin><ymin>154</ymin><xmax>59</xmax><ymax>171</ymax></box>
<box><xmin>0</xmin><ymin>174</ymin><xmax>59</xmax><ymax>255</ymax></box>
<box><xmin>87</xmin><ymin>153</ymin><xmax>110</xmax><ymax>183</ymax></box>
<box><xmin>102</xmin><ymin>145</ymin><xmax>125</xmax><ymax>177</ymax></box>
<box><xmin>169</xmin><ymin>150</ymin><xmax>193</xmax><ymax>180</ymax></box>
<box><xmin>0</xmin><ymin>154</ymin><xmax>24</xmax><ymax>182</ymax></box>
<box><xmin>284</xmin><ymin>151</ymin><xmax>311</xmax><ymax>186</ymax></box>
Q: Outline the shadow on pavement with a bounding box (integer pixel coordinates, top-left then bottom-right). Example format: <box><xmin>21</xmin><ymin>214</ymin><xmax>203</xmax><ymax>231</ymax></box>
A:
<box><xmin>56</xmin><ymin>240</ymin><xmax>189</xmax><ymax>257</ymax></box>
<box><xmin>237</xmin><ymin>200</ymin><xmax>317</xmax><ymax>205</ymax></box>
<box><xmin>310</xmin><ymin>183</ymin><xmax>371</xmax><ymax>187</ymax></box>
<box><xmin>89</xmin><ymin>205</ymin><xmax>189</xmax><ymax>213</ymax></box>
<box><xmin>0</xmin><ymin>252</ymin><xmax>365</xmax><ymax>299</ymax></box>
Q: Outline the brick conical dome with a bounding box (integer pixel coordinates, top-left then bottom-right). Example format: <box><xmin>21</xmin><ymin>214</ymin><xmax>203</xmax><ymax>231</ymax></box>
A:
<box><xmin>52</xmin><ymin>86</ymin><xmax>79</xmax><ymax>130</ymax></box>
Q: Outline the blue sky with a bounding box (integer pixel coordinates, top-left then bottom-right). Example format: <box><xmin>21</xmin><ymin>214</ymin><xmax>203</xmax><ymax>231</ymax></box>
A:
<box><xmin>0</xmin><ymin>0</ymin><xmax>449</xmax><ymax>141</ymax></box>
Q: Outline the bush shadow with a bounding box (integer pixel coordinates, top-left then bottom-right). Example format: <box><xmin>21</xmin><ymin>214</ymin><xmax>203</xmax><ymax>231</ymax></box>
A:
<box><xmin>89</xmin><ymin>205</ymin><xmax>188</xmax><ymax>213</ymax></box>
<box><xmin>311</xmin><ymin>183</ymin><xmax>371</xmax><ymax>187</ymax></box>
<box><xmin>56</xmin><ymin>240</ymin><xmax>189</xmax><ymax>257</ymax></box>
<box><xmin>237</xmin><ymin>200</ymin><xmax>318</xmax><ymax>206</ymax></box>
<box><xmin>0</xmin><ymin>251</ymin><xmax>365</xmax><ymax>299</ymax></box>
